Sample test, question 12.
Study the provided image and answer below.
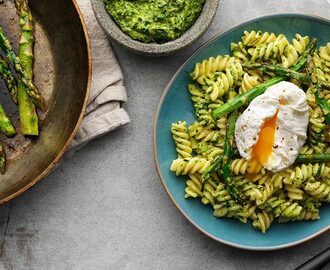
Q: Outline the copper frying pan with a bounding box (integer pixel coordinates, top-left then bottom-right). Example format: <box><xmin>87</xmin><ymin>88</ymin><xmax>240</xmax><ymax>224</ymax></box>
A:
<box><xmin>0</xmin><ymin>0</ymin><xmax>91</xmax><ymax>203</ymax></box>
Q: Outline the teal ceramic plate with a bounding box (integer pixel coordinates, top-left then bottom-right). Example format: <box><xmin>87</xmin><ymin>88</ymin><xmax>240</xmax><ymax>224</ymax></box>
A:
<box><xmin>154</xmin><ymin>14</ymin><xmax>330</xmax><ymax>250</ymax></box>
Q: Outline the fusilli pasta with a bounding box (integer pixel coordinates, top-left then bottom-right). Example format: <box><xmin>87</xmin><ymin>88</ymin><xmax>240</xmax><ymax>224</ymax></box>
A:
<box><xmin>169</xmin><ymin>30</ymin><xmax>329</xmax><ymax>233</ymax></box>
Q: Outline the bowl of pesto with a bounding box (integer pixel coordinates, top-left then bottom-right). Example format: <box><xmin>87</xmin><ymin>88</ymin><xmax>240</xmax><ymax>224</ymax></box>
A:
<box><xmin>91</xmin><ymin>0</ymin><xmax>220</xmax><ymax>56</ymax></box>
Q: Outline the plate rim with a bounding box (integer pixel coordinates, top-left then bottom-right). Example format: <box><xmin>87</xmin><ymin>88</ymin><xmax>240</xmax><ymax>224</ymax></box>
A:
<box><xmin>153</xmin><ymin>13</ymin><xmax>330</xmax><ymax>251</ymax></box>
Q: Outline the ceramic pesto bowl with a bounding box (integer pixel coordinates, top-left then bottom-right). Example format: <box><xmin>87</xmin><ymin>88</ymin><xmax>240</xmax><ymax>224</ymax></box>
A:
<box><xmin>153</xmin><ymin>14</ymin><xmax>330</xmax><ymax>250</ymax></box>
<box><xmin>91</xmin><ymin>0</ymin><xmax>220</xmax><ymax>56</ymax></box>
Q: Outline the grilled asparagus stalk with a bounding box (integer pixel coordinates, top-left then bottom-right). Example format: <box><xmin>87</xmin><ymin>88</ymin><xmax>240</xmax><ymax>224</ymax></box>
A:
<box><xmin>212</xmin><ymin>38</ymin><xmax>317</xmax><ymax>120</ymax></box>
<box><xmin>220</xmin><ymin>109</ymin><xmax>242</xmax><ymax>203</ymax></box>
<box><xmin>15</xmin><ymin>0</ymin><xmax>39</xmax><ymax>135</ymax></box>
<box><xmin>0</xmin><ymin>25</ymin><xmax>44</xmax><ymax>110</ymax></box>
<box><xmin>242</xmin><ymin>62</ymin><xmax>330</xmax><ymax>89</ymax></box>
<box><xmin>0</xmin><ymin>103</ymin><xmax>16</xmax><ymax>137</ymax></box>
<box><xmin>295</xmin><ymin>153</ymin><xmax>330</xmax><ymax>163</ymax></box>
<box><xmin>0</xmin><ymin>56</ymin><xmax>18</xmax><ymax>103</ymax></box>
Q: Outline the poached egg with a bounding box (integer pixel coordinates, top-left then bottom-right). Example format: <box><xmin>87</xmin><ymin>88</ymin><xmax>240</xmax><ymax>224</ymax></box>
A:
<box><xmin>235</xmin><ymin>81</ymin><xmax>309</xmax><ymax>173</ymax></box>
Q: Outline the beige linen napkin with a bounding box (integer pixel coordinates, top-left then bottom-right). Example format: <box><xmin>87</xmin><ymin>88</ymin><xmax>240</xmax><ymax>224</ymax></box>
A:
<box><xmin>70</xmin><ymin>0</ymin><xmax>130</xmax><ymax>151</ymax></box>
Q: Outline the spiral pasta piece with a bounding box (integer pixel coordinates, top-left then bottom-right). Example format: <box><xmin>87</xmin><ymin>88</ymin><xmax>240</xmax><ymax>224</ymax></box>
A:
<box><xmin>270</xmin><ymin>169</ymin><xmax>291</xmax><ymax>188</ymax></box>
<box><xmin>234</xmin><ymin>176</ymin><xmax>276</xmax><ymax>205</ymax></box>
<box><xmin>292</xmin><ymin>34</ymin><xmax>310</xmax><ymax>54</ymax></box>
<box><xmin>239</xmin><ymin>72</ymin><xmax>260</xmax><ymax>94</ymax></box>
<box><xmin>216</xmin><ymin>117</ymin><xmax>227</xmax><ymax>136</ymax></box>
<box><xmin>171</xmin><ymin>121</ymin><xmax>192</xmax><ymax>158</ymax></box>
<box><xmin>244</xmin><ymin>202</ymin><xmax>258</xmax><ymax>220</ymax></box>
<box><xmin>188</xmin><ymin>84</ymin><xmax>216</xmax><ymax>126</ymax></box>
<box><xmin>278</xmin><ymin>209</ymin><xmax>320</xmax><ymax>222</ymax></box>
<box><xmin>184</xmin><ymin>173</ymin><xmax>204</xmax><ymax>199</ymax></box>
<box><xmin>170</xmin><ymin>157</ymin><xmax>211</xmax><ymax>176</ymax></box>
<box><xmin>297</xmin><ymin>209</ymin><xmax>320</xmax><ymax>221</ymax></box>
<box><xmin>230</xmin><ymin>158</ymin><xmax>265</xmax><ymax>175</ymax></box>
<box><xmin>313</xmin><ymin>50</ymin><xmax>330</xmax><ymax>70</ymax></box>
<box><xmin>248</xmin><ymin>34</ymin><xmax>289</xmax><ymax>62</ymax></box>
<box><xmin>252</xmin><ymin>211</ymin><xmax>274</xmax><ymax>233</ymax></box>
<box><xmin>314</xmin><ymin>65</ymin><xmax>330</xmax><ymax>84</ymax></box>
<box><xmin>196</xmin><ymin>142</ymin><xmax>223</xmax><ymax>160</ymax></box>
<box><xmin>212</xmin><ymin>182</ymin><xmax>228</xmax><ymax>200</ymax></box>
<box><xmin>189</xmin><ymin>122</ymin><xmax>223</xmax><ymax>145</ymax></box>
<box><xmin>188</xmin><ymin>83</ymin><xmax>205</xmax><ymax>104</ymax></box>
<box><xmin>233</xmin><ymin>175</ymin><xmax>257</xmax><ymax>199</ymax></box>
<box><xmin>281</xmin><ymin>44</ymin><xmax>299</xmax><ymax>68</ymax></box>
<box><xmin>247</xmin><ymin>69</ymin><xmax>266</xmax><ymax>83</ymax></box>
<box><xmin>319</xmin><ymin>42</ymin><xmax>330</xmax><ymax>62</ymax></box>
<box><xmin>286</xmin><ymin>163</ymin><xmax>330</xmax><ymax>186</ymax></box>
<box><xmin>191</xmin><ymin>55</ymin><xmax>235</xmax><ymax>79</ymax></box>
<box><xmin>313</xmin><ymin>45</ymin><xmax>330</xmax><ymax>83</ymax></box>
<box><xmin>281</xmin><ymin>34</ymin><xmax>309</xmax><ymax>68</ymax></box>
<box><xmin>322</xmin><ymin>177</ymin><xmax>330</xmax><ymax>186</ymax></box>
<box><xmin>309</xmin><ymin>107</ymin><xmax>326</xmax><ymax>135</ymax></box>
<box><xmin>197</xmin><ymin>61</ymin><xmax>243</xmax><ymax>101</ymax></box>
<box><xmin>304</xmin><ymin>181</ymin><xmax>330</xmax><ymax>201</ymax></box>
<box><xmin>261</xmin><ymin>197</ymin><xmax>303</xmax><ymax>219</ymax></box>
<box><xmin>213</xmin><ymin>183</ymin><xmax>247</xmax><ymax>222</ymax></box>
<box><xmin>253</xmin><ymin>182</ymin><xmax>277</xmax><ymax>205</ymax></box>
<box><xmin>192</xmin><ymin>98</ymin><xmax>224</xmax><ymax>127</ymax></box>
<box><xmin>308</xmin><ymin>104</ymin><xmax>327</xmax><ymax>153</ymax></box>
<box><xmin>301</xmin><ymin>195</ymin><xmax>322</xmax><ymax>211</ymax></box>
<box><xmin>230</xmin><ymin>42</ymin><xmax>249</xmax><ymax>62</ymax></box>
<box><xmin>193</xmin><ymin>102</ymin><xmax>215</xmax><ymax>126</ymax></box>
<box><xmin>242</xmin><ymin>31</ymin><xmax>277</xmax><ymax>47</ymax></box>
<box><xmin>322</xmin><ymin>90</ymin><xmax>330</xmax><ymax>104</ymax></box>
<box><xmin>285</xmin><ymin>184</ymin><xmax>304</xmax><ymax>200</ymax></box>
<box><xmin>247</xmin><ymin>173</ymin><xmax>270</xmax><ymax>185</ymax></box>
<box><xmin>201</xmin><ymin>178</ymin><xmax>218</xmax><ymax>206</ymax></box>
<box><xmin>299</xmin><ymin>145</ymin><xmax>315</xmax><ymax>155</ymax></box>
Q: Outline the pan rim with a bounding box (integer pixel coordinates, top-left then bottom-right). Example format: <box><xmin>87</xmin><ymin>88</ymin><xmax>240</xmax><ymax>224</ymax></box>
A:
<box><xmin>0</xmin><ymin>0</ymin><xmax>92</xmax><ymax>205</ymax></box>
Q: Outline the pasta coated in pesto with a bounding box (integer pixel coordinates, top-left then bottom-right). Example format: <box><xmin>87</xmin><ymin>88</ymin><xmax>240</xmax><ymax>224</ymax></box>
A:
<box><xmin>169</xmin><ymin>30</ymin><xmax>330</xmax><ymax>233</ymax></box>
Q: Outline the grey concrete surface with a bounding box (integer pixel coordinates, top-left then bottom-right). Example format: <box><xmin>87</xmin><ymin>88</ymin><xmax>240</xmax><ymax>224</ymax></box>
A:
<box><xmin>1</xmin><ymin>0</ymin><xmax>330</xmax><ymax>269</ymax></box>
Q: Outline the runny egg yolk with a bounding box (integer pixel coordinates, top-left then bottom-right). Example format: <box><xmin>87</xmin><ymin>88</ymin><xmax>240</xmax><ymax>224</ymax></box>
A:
<box><xmin>247</xmin><ymin>99</ymin><xmax>285</xmax><ymax>173</ymax></box>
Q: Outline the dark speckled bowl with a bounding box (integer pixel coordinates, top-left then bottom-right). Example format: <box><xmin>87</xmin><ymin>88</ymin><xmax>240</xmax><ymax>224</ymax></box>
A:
<box><xmin>91</xmin><ymin>0</ymin><xmax>220</xmax><ymax>56</ymax></box>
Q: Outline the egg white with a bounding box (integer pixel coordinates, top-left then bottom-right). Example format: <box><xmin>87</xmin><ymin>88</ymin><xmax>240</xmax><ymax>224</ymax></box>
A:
<box><xmin>235</xmin><ymin>81</ymin><xmax>309</xmax><ymax>172</ymax></box>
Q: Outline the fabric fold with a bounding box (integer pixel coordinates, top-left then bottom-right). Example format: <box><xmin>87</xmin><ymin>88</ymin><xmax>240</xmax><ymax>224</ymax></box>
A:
<box><xmin>69</xmin><ymin>0</ymin><xmax>130</xmax><ymax>150</ymax></box>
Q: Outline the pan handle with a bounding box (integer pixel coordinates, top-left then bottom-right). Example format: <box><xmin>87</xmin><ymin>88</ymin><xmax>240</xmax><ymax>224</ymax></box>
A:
<box><xmin>294</xmin><ymin>247</ymin><xmax>330</xmax><ymax>270</ymax></box>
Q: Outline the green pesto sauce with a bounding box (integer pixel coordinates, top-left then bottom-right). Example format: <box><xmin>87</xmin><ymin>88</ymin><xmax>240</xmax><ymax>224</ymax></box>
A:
<box><xmin>104</xmin><ymin>0</ymin><xmax>206</xmax><ymax>43</ymax></box>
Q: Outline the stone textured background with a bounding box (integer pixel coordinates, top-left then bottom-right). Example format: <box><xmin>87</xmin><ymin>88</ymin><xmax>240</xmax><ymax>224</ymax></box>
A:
<box><xmin>0</xmin><ymin>0</ymin><xmax>329</xmax><ymax>269</ymax></box>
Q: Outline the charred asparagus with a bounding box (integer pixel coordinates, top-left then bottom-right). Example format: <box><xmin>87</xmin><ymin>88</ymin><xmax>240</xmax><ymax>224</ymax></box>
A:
<box><xmin>0</xmin><ymin>25</ymin><xmax>44</xmax><ymax>110</ymax></box>
<box><xmin>0</xmin><ymin>56</ymin><xmax>18</xmax><ymax>103</ymax></box>
<box><xmin>15</xmin><ymin>0</ymin><xmax>39</xmax><ymax>135</ymax></box>
<box><xmin>212</xmin><ymin>38</ymin><xmax>317</xmax><ymax>120</ymax></box>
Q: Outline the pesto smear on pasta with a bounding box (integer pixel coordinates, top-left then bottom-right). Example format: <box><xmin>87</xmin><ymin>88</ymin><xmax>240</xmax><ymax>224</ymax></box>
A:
<box><xmin>104</xmin><ymin>0</ymin><xmax>206</xmax><ymax>43</ymax></box>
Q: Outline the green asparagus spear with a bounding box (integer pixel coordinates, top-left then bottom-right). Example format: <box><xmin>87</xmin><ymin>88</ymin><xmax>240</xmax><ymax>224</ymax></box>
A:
<box><xmin>0</xmin><ymin>103</ymin><xmax>16</xmax><ymax>137</ymax></box>
<box><xmin>0</xmin><ymin>25</ymin><xmax>44</xmax><ymax>110</ymax></box>
<box><xmin>0</xmin><ymin>144</ymin><xmax>5</xmax><ymax>174</ymax></box>
<box><xmin>220</xmin><ymin>110</ymin><xmax>242</xmax><ymax>203</ymax></box>
<box><xmin>242</xmin><ymin>63</ymin><xmax>330</xmax><ymax>89</ymax></box>
<box><xmin>0</xmin><ymin>57</ymin><xmax>18</xmax><ymax>103</ymax></box>
<box><xmin>242</xmin><ymin>62</ymin><xmax>309</xmax><ymax>83</ymax></box>
<box><xmin>16</xmin><ymin>0</ymin><xmax>39</xmax><ymax>135</ymax></box>
<box><xmin>202</xmin><ymin>154</ymin><xmax>223</xmax><ymax>181</ymax></box>
<box><xmin>295</xmin><ymin>153</ymin><xmax>330</xmax><ymax>163</ymax></box>
<box><xmin>213</xmin><ymin>76</ymin><xmax>284</xmax><ymax>120</ymax></box>
<box><xmin>212</xmin><ymin>38</ymin><xmax>317</xmax><ymax>120</ymax></box>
